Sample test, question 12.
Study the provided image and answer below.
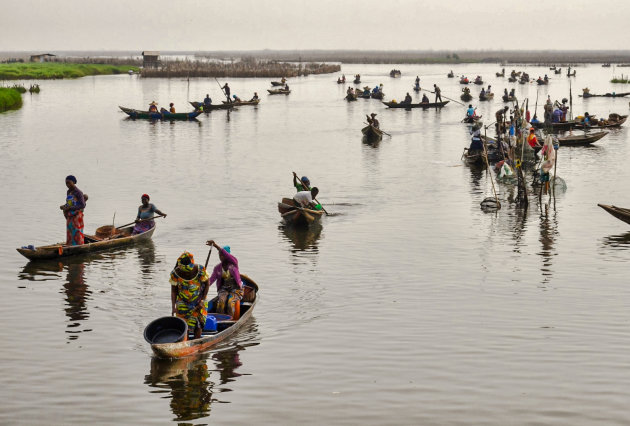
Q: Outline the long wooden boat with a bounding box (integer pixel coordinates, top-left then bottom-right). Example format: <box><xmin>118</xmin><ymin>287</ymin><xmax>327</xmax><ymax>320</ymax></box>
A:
<box><xmin>382</xmin><ymin>100</ymin><xmax>449</xmax><ymax>109</ymax></box>
<box><xmin>580</xmin><ymin>92</ymin><xmax>630</xmax><ymax>98</ymax></box>
<box><xmin>353</xmin><ymin>78</ymin><xmax>361</xmax><ymax>84</ymax></box>
<box><xmin>461</xmin><ymin>92</ymin><xmax>472</xmax><ymax>101</ymax></box>
<box><xmin>413</xmin><ymin>86</ymin><xmax>421</xmax><ymax>92</ymax></box>
<box><xmin>502</xmin><ymin>95</ymin><xmax>516</xmax><ymax>102</ymax></box>
<box><xmin>370</xmin><ymin>91</ymin><xmax>384</xmax><ymax>100</ymax></box>
<box><xmin>361</xmin><ymin>124</ymin><xmax>383</xmax><ymax>141</ymax></box>
<box><xmin>149</xmin><ymin>275</ymin><xmax>259</xmax><ymax>359</ymax></box>
<box><xmin>447</xmin><ymin>72</ymin><xmax>454</xmax><ymax>78</ymax></box>
<box><xmin>345</xmin><ymin>93</ymin><xmax>357</xmax><ymax>102</ymax></box>
<box><xmin>267</xmin><ymin>89</ymin><xmax>291</xmax><ymax>95</ymax></box>
<box><xmin>473</xmin><ymin>78</ymin><xmax>483</xmax><ymax>85</ymax></box>
<box><xmin>462</xmin><ymin>148</ymin><xmax>486</xmax><ymax>166</ymax></box>
<box><xmin>278</xmin><ymin>198</ymin><xmax>324</xmax><ymax>227</ymax></box>
<box><xmin>574</xmin><ymin>115</ymin><xmax>627</xmax><ymax>129</ymax></box>
<box><xmin>17</xmin><ymin>224</ymin><xmax>156</xmax><ymax>260</ymax></box>
<box><xmin>221</xmin><ymin>99</ymin><xmax>260</xmax><ymax>106</ymax></box>
<box><xmin>462</xmin><ymin>115</ymin><xmax>482</xmax><ymax>123</ymax></box>
<box><xmin>557</xmin><ymin>131</ymin><xmax>608</xmax><ymax>146</ymax></box>
<box><xmin>530</xmin><ymin>120</ymin><xmax>581</xmax><ymax>131</ymax></box>
<box><xmin>479</xmin><ymin>92</ymin><xmax>494</xmax><ymax>101</ymax></box>
<box><xmin>120</xmin><ymin>106</ymin><xmax>202</xmax><ymax>120</ymax></box>
<box><xmin>389</xmin><ymin>71</ymin><xmax>401</xmax><ymax>78</ymax></box>
<box><xmin>270</xmin><ymin>81</ymin><xmax>286</xmax><ymax>86</ymax></box>
<box><xmin>598</xmin><ymin>204</ymin><xmax>630</xmax><ymax>226</ymax></box>
<box><xmin>189</xmin><ymin>101</ymin><xmax>234</xmax><ymax>112</ymax></box>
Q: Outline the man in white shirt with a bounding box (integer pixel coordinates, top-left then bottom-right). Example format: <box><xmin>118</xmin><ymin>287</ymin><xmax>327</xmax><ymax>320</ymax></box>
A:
<box><xmin>293</xmin><ymin>187</ymin><xmax>319</xmax><ymax>209</ymax></box>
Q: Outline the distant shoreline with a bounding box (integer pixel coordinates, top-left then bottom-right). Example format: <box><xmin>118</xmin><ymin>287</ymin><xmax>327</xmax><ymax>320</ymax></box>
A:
<box><xmin>3</xmin><ymin>50</ymin><xmax>630</xmax><ymax>65</ymax></box>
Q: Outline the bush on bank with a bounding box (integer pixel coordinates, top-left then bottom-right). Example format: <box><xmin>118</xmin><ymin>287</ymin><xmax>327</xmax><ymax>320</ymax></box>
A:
<box><xmin>0</xmin><ymin>88</ymin><xmax>23</xmax><ymax>112</ymax></box>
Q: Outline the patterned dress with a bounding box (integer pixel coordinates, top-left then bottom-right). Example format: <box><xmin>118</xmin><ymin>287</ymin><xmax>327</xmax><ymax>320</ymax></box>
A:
<box><xmin>64</xmin><ymin>187</ymin><xmax>85</xmax><ymax>246</ymax></box>
<box><xmin>170</xmin><ymin>266</ymin><xmax>210</xmax><ymax>330</ymax></box>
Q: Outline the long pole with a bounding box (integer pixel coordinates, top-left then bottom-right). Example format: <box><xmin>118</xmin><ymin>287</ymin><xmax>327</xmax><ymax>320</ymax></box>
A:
<box><xmin>569</xmin><ymin>79</ymin><xmax>573</xmax><ymax>121</ymax></box>
<box><xmin>215</xmin><ymin>77</ymin><xmax>228</xmax><ymax>100</ymax></box>
<box><xmin>424</xmin><ymin>89</ymin><xmax>465</xmax><ymax>106</ymax></box>
<box><xmin>483</xmin><ymin>126</ymin><xmax>500</xmax><ymax>208</ymax></box>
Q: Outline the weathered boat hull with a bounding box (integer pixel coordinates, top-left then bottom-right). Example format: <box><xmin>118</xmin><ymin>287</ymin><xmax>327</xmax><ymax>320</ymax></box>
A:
<box><xmin>461</xmin><ymin>93</ymin><xmax>473</xmax><ymax>101</ymax></box>
<box><xmin>17</xmin><ymin>225</ymin><xmax>156</xmax><ymax>260</ymax></box>
<box><xmin>370</xmin><ymin>92</ymin><xmax>384</xmax><ymax>100</ymax></box>
<box><xmin>502</xmin><ymin>95</ymin><xmax>515</xmax><ymax>102</ymax></box>
<box><xmin>120</xmin><ymin>106</ymin><xmax>201</xmax><ymax>120</ymax></box>
<box><xmin>278</xmin><ymin>199</ymin><xmax>324</xmax><ymax>227</ymax></box>
<box><xmin>575</xmin><ymin>115</ymin><xmax>627</xmax><ymax>129</ymax></box>
<box><xmin>361</xmin><ymin>124</ymin><xmax>383</xmax><ymax>141</ymax></box>
<box><xmin>221</xmin><ymin>99</ymin><xmax>260</xmax><ymax>106</ymax></box>
<box><xmin>557</xmin><ymin>131</ymin><xmax>608</xmax><ymax>146</ymax></box>
<box><xmin>267</xmin><ymin>89</ymin><xmax>291</xmax><ymax>95</ymax></box>
<box><xmin>531</xmin><ymin>121</ymin><xmax>581</xmax><ymax>132</ymax></box>
<box><xmin>598</xmin><ymin>204</ymin><xmax>630</xmax><ymax>226</ymax></box>
<box><xmin>189</xmin><ymin>101</ymin><xmax>234</xmax><ymax>111</ymax></box>
<box><xmin>270</xmin><ymin>81</ymin><xmax>285</xmax><ymax>86</ymax></box>
<box><xmin>382</xmin><ymin>101</ymin><xmax>449</xmax><ymax>109</ymax></box>
<box><xmin>150</xmin><ymin>275</ymin><xmax>259</xmax><ymax>359</ymax></box>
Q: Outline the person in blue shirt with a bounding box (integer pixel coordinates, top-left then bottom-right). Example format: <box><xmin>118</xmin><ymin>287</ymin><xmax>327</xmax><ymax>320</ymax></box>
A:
<box><xmin>203</xmin><ymin>94</ymin><xmax>212</xmax><ymax>106</ymax></box>
<box><xmin>466</xmin><ymin>104</ymin><xmax>476</xmax><ymax>118</ymax></box>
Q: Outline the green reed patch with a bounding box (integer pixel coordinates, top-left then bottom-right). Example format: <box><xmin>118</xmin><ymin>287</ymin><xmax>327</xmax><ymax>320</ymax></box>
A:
<box><xmin>0</xmin><ymin>63</ymin><xmax>139</xmax><ymax>80</ymax></box>
<box><xmin>0</xmin><ymin>88</ymin><xmax>23</xmax><ymax>112</ymax></box>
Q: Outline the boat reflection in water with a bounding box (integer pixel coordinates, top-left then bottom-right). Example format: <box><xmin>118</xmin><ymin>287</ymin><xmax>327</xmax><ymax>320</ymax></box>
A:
<box><xmin>601</xmin><ymin>230</ymin><xmax>630</xmax><ymax>250</ymax></box>
<box><xmin>538</xmin><ymin>204</ymin><xmax>558</xmax><ymax>285</ymax></box>
<box><xmin>145</xmin><ymin>329</ymin><xmax>259</xmax><ymax>423</ymax></box>
<box><xmin>279</xmin><ymin>222</ymin><xmax>323</xmax><ymax>253</ymax></box>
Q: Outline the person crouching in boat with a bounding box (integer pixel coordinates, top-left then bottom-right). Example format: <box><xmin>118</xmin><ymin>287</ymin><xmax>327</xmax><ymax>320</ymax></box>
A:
<box><xmin>60</xmin><ymin>175</ymin><xmax>86</xmax><ymax>246</ymax></box>
<box><xmin>293</xmin><ymin>187</ymin><xmax>320</xmax><ymax>210</ymax></box>
<box><xmin>132</xmin><ymin>194</ymin><xmax>166</xmax><ymax>235</ymax></box>
<box><xmin>292</xmin><ymin>172</ymin><xmax>311</xmax><ymax>192</ymax></box>
<box><xmin>170</xmin><ymin>251</ymin><xmax>211</xmax><ymax>339</ymax></box>
<box><xmin>206</xmin><ymin>240</ymin><xmax>243</xmax><ymax>320</ymax></box>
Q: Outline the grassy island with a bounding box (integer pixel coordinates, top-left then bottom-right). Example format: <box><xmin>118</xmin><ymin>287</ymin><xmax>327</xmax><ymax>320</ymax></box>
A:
<box><xmin>0</xmin><ymin>88</ymin><xmax>23</xmax><ymax>112</ymax></box>
<box><xmin>0</xmin><ymin>63</ymin><xmax>139</xmax><ymax>80</ymax></box>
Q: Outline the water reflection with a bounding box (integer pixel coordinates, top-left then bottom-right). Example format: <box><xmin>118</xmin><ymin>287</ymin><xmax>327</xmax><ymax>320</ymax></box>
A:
<box><xmin>537</xmin><ymin>204</ymin><xmax>558</xmax><ymax>285</ymax></box>
<box><xmin>279</xmin><ymin>223</ymin><xmax>323</xmax><ymax>253</ymax></box>
<box><xmin>145</xmin><ymin>341</ymin><xmax>258</xmax><ymax>422</ymax></box>
<box><xmin>137</xmin><ymin>240</ymin><xmax>158</xmax><ymax>276</ymax></box>
<box><xmin>601</xmin><ymin>230</ymin><xmax>630</xmax><ymax>249</ymax></box>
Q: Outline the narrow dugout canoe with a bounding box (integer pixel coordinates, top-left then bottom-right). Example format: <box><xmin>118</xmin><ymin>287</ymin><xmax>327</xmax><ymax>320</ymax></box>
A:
<box><xmin>16</xmin><ymin>225</ymin><xmax>156</xmax><ymax>260</ymax></box>
<box><xmin>382</xmin><ymin>100</ymin><xmax>449</xmax><ymax>109</ymax></box>
<box><xmin>267</xmin><ymin>89</ymin><xmax>291</xmax><ymax>95</ymax></box>
<box><xmin>120</xmin><ymin>106</ymin><xmax>202</xmax><ymax>120</ymax></box>
<box><xmin>221</xmin><ymin>99</ymin><xmax>260</xmax><ymax>106</ymax></box>
<box><xmin>278</xmin><ymin>198</ymin><xmax>324</xmax><ymax>227</ymax></box>
<box><xmin>189</xmin><ymin>101</ymin><xmax>234</xmax><ymax>112</ymax></box>
<box><xmin>149</xmin><ymin>275</ymin><xmax>259</xmax><ymax>359</ymax></box>
<box><xmin>574</xmin><ymin>115</ymin><xmax>627</xmax><ymax>129</ymax></box>
<box><xmin>598</xmin><ymin>204</ymin><xmax>630</xmax><ymax>226</ymax></box>
<box><xmin>270</xmin><ymin>81</ymin><xmax>286</xmax><ymax>86</ymax></box>
<box><xmin>530</xmin><ymin>120</ymin><xmax>581</xmax><ymax>131</ymax></box>
<box><xmin>557</xmin><ymin>131</ymin><xmax>608</xmax><ymax>146</ymax></box>
<box><xmin>361</xmin><ymin>124</ymin><xmax>383</xmax><ymax>141</ymax></box>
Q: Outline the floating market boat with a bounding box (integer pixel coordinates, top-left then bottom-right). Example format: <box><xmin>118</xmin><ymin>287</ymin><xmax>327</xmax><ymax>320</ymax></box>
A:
<box><xmin>278</xmin><ymin>198</ymin><xmax>324</xmax><ymax>227</ymax></box>
<box><xmin>221</xmin><ymin>99</ymin><xmax>260</xmax><ymax>106</ymax></box>
<box><xmin>361</xmin><ymin>124</ymin><xmax>383</xmax><ymax>141</ymax></box>
<box><xmin>575</xmin><ymin>114</ymin><xmax>627</xmax><ymax>129</ymax></box>
<box><xmin>189</xmin><ymin>101</ymin><xmax>234</xmax><ymax>112</ymax></box>
<box><xmin>557</xmin><ymin>131</ymin><xmax>608</xmax><ymax>146</ymax></box>
<box><xmin>17</xmin><ymin>224</ymin><xmax>156</xmax><ymax>260</ymax></box>
<box><xmin>120</xmin><ymin>106</ymin><xmax>202</xmax><ymax>120</ymax></box>
<box><xmin>267</xmin><ymin>89</ymin><xmax>291</xmax><ymax>95</ymax></box>
<box><xmin>382</xmin><ymin>100</ymin><xmax>449</xmax><ymax>109</ymax></box>
<box><xmin>598</xmin><ymin>204</ymin><xmax>630</xmax><ymax>226</ymax></box>
<box><xmin>146</xmin><ymin>275</ymin><xmax>259</xmax><ymax>359</ymax></box>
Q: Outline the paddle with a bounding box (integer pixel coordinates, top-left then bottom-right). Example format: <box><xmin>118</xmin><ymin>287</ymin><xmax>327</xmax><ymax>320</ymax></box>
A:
<box><xmin>424</xmin><ymin>89</ymin><xmax>464</xmax><ymax>106</ymax></box>
<box><xmin>215</xmin><ymin>77</ymin><xmax>229</xmax><ymax>102</ymax></box>
<box><xmin>116</xmin><ymin>214</ymin><xmax>166</xmax><ymax>230</ymax></box>
<box><xmin>294</xmin><ymin>171</ymin><xmax>329</xmax><ymax>215</ymax></box>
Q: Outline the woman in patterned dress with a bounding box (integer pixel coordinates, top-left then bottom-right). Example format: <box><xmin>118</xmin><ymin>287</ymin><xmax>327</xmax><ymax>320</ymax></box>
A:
<box><xmin>59</xmin><ymin>175</ymin><xmax>86</xmax><ymax>246</ymax></box>
<box><xmin>170</xmin><ymin>252</ymin><xmax>210</xmax><ymax>339</ymax></box>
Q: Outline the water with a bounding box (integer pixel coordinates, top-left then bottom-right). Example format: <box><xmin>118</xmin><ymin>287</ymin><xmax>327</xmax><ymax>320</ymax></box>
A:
<box><xmin>1</xmin><ymin>63</ymin><xmax>630</xmax><ymax>425</ymax></box>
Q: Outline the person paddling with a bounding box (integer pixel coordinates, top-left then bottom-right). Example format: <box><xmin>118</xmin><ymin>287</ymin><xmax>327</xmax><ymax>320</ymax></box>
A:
<box><xmin>132</xmin><ymin>194</ymin><xmax>166</xmax><ymax>235</ymax></box>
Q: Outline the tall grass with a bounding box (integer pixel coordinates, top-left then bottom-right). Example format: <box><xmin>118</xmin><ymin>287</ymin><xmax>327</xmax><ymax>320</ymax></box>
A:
<box><xmin>0</xmin><ymin>63</ymin><xmax>139</xmax><ymax>80</ymax></box>
<box><xmin>140</xmin><ymin>59</ymin><xmax>340</xmax><ymax>78</ymax></box>
<box><xmin>0</xmin><ymin>88</ymin><xmax>23</xmax><ymax>112</ymax></box>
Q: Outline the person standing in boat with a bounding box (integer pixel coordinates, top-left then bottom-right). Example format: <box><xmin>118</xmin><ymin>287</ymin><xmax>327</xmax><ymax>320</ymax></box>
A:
<box><xmin>222</xmin><ymin>83</ymin><xmax>231</xmax><ymax>102</ymax></box>
<box><xmin>292</xmin><ymin>172</ymin><xmax>311</xmax><ymax>192</ymax></box>
<box><xmin>170</xmin><ymin>252</ymin><xmax>211</xmax><ymax>339</ymax></box>
<box><xmin>206</xmin><ymin>240</ymin><xmax>244</xmax><ymax>320</ymax></box>
<box><xmin>132</xmin><ymin>194</ymin><xmax>166</xmax><ymax>235</ymax></box>
<box><xmin>433</xmin><ymin>84</ymin><xmax>442</xmax><ymax>102</ymax></box>
<box><xmin>60</xmin><ymin>175</ymin><xmax>86</xmax><ymax>246</ymax></box>
<box><xmin>469</xmin><ymin>124</ymin><xmax>483</xmax><ymax>151</ymax></box>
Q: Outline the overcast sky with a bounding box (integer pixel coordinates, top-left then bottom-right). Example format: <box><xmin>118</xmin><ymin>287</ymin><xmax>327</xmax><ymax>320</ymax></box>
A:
<box><xmin>2</xmin><ymin>0</ymin><xmax>628</xmax><ymax>52</ymax></box>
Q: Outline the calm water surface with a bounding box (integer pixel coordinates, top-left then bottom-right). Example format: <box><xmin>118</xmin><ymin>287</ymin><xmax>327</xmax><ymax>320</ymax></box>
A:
<box><xmin>1</xmin><ymin>64</ymin><xmax>630</xmax><ymax>425</ymax></box>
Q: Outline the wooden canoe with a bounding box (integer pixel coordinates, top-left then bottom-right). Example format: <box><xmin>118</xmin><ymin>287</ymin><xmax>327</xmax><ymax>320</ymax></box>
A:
<box><xmin>462</xmin><ymin>115</ymin><xmax>482</xmax><ymax>123</ymax></box>
<box><xmin>462</xmin><ymin>148</ymin><xmax>487</xmax><ymax>166</ymax></box>
<box><xmin>557</xmin><ymin>131</ymin><xmax>608</xmax><ymax>146</ymax></box>
<box><xmin>270</xmin><ymin>81</ymin><xmax>286</xmax><ymax>86</ymax></box>
<box><xmin>382</xmin><ymin>100</ymin><xmax>449</xmax><ymax>109</ymax></box>
<box><xmin>530</xmin><ymin>120</ymin><xmax>581</xmax><ymax>131</ymax></box>
<box><xmin>461</xmin><ymin>93</ymin><xmax>473</xmax><ymax>101</ymax></box>
<box><xmin>598</xmin><ymin>204</ymin><xmax>630</xmax><ymax>226</ymax></box>
<box><xmin>345</xmin><ymin>93</ymin><xmax>357</xmax><ymax>102</ymax></box>
<box><xmin>278</xmin><ymin>198</ymin><xmax>324</xmax><ymax>227</ymax></box>
<box><xmin>502</xmin><ymin>95</ymin><xmax>515</xmax><ymax>102</ymax></box>
<box><xmin>479</xmin><ymin>93</ymin><xmax>494</xmax><ymax>101</ymax></box>
<box><xmin>361</xmin><ymin>124</ymin><xmax>383</xmax><ymax>141</ymax></box>
<box><xmin>149</xmin><ymin>275</ymin><xmax>259</xmax><ymax>359</ymax></box>
<box><xmin>17</xmin><ymin>224</ymin><xmax>156</xmax><ymax>260</ymax></box>
<box><xmin>575</xmin><ymin>115</ymin><xmax>627</xmax><ymax>129</ymax></box>
<box><xmin>580</xmin><ymin>92</ymin><xmax>630</xmax><ymax>98</ymax></box>
<box><xmin>189</xmin><ymin>101</ymin><xmax>234</xmax><ymax>112</ymax></box>
<box><xmin>447</xmin><ymin>72</ymin><xmax>454</xmax><ymax>78</ymax></box>
<box><xmin>221</xmin><ymin>99</ymin><xmax>260</xmax><ymax>106</ymax></box>
<box><xmin>353</xmin><ymin>79</ymin><xmax>361</xmax><ymax>84</ymax></box>
<box><xmin>370</xmin><ymin>92</ymin><xmax>385</xmax><ymax>100</ymax></box>
<box><xmin>267</xmin><ymin>89</ymin><xmax>291</xmax><ymax>95</ymax></box>
<box><xmin>119</xmin><ymin>106</ymin><xmax>202</xmax><ymax>120</ymax></box>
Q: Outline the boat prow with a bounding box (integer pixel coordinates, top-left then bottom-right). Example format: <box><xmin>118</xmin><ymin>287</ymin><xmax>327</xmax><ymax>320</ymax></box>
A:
<box><xmin>598</xmin><ymin>204</ymin><xmax>630</xmax><ymax>226</ymax></box>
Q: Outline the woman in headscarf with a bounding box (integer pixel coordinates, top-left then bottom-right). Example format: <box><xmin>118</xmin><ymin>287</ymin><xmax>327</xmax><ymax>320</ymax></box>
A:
<box><xmin>170</xmin><ymin>252</ymin><xmax>210</xmax><ymax>339</ymax></box>
<box><xmin>206</xmin><ymin>240</ymin><xmax>243</xmax><ymax>319</ymax></box>
<box><xmin>132</xmin><ymin>194</ymin><xmax>166</xmax><ymax>235</ymax></box>
<box><xmin>59</xmin><ymin>175</ymin><xmax>86</xmax><ymax>246</ymax></box>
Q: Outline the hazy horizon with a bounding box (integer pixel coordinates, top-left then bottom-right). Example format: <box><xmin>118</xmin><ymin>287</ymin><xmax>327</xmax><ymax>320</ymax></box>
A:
<box><xmin>2</xmin><ymin>0</ymin><xmax>629</xmax><ymax>51</ymax></box>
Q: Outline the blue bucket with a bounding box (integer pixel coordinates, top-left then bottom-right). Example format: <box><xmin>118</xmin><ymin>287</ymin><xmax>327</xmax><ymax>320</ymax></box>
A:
<box><xmin>204</xmin><ymin>315</ymin><xmax>217</xmax><ymax>331</ymax></box>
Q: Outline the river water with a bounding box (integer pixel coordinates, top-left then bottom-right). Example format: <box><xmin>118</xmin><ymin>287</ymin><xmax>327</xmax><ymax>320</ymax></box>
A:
<box><xmin>1</xmin><ymin>63</ymin><xmax>630</xmax><ymax>425</ymax></box>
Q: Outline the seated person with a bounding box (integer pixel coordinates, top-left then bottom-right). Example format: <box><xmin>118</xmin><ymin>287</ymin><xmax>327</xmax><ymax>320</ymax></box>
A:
<box><xmin>203</xmin><ymin>94</ymin><xmax>212</xmax><ymax>106</ymax></box>
<box><xmin>148</xmin><ymin>101</ymin><xmax>158</xmax><ymax>112</ymax></box>
<box><xmin>466</xmin><ymin>104</ymin><xmax>476</xmax><ymax>118</ymax></box>
<box><xmin>250</xmin><ymin>92</ymin><xmax>259</xmax><ymax>101</ymax></box>
<box><xmin>421</xmin><ymin>94</ymin><xmax>430</xmax><ymax>103</ymax></box>
<box><xmin>293</xmin><ymin>187</ymin><xmax>320</xmax><ymax>210</ymax></box>
<box><xmin>232</xmin><ymin>94</ymin><xmax>242</xmax><ymax>103</ymax></box>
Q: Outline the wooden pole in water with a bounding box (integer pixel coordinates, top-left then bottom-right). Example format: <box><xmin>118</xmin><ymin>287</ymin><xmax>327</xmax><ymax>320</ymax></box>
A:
<box><xmin>552</xmin><ymin>143</ymin><xmax>559</xmax><ymax>198</ymax></box>
<box><xmin>483</xmin><ymin>126</ymin><xmax>500</xmax><ymax>208</ymax></box>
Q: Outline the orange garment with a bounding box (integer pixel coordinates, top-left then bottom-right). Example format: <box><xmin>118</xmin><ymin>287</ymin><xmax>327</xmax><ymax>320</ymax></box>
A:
<box><xmin>527</xmin><ymin>133</ymin><xmax>538</xmax><ymax>148</ymax></box>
